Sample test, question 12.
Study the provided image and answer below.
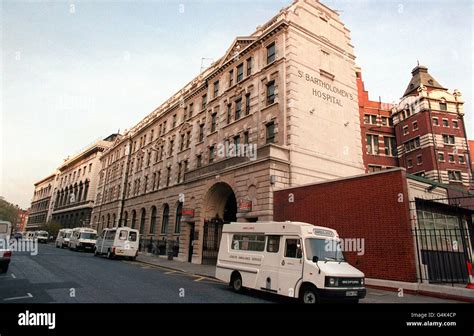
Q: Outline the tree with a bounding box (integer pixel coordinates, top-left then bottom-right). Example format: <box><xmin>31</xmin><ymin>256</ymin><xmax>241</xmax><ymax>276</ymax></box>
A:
<box><xmin>0</xmin><ymin>198</ymin><xmax>19</xmax><ymax>225</ymax></box>
<box><xmin>39</xmin><ymin>220</ymin><xmax>62</xmax><ymax>239</ymax></box>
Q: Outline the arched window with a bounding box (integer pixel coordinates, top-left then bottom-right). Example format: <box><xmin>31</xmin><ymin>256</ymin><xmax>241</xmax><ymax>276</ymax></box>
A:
<box><xmin>101</xmin><ymin>215</ymin><xmax>105</xmax><ymax>231</ymax></box>
<box><xmin>139</xmin><ymin>208</ymin><xmax>146</xmax><ymax>234</ymax></box>
<box><xmin>106</xmin><ymin>214</ymin><xmax>110</xmax><ymax>228</ymax></box>
<box><xmin>83</xmin><ymin>181</ymin><xmax>89</xmax><ymax>201</ymax></box>
<box><xmin>123</xmin><ymin>211</ymin><xmax>128</xmax><ymax>227</ymax></box>
<box><xmin>150</xmin><ymin>206</ymin><xmax>157</xmax><ymax>234</ymax></box>
<box><xmin>175</xmin><ymin>202</ymin><xmax>183</xmax><ymax>233</ymax></box>
<box><xmin>112</xmin><ymin>213</ymin><xmax>116</xmax><ymax>228</ymax></box>
<box><xmin>161</xmin><ymin>204</ymin><xmax>169</xmax><ymax>234</ymax></box>
<box><xmin>131</xmin><ymin>210</ymin><xmax>137</xmax><ymax>229</ymax></box>
<box><xmin>78</xmin><ymin>182</ymin><xmax>83</xmax><ymax>202</ymax></box>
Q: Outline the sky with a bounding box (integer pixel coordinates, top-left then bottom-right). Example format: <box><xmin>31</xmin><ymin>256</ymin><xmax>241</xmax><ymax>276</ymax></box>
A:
<box><xmin>1</xmin><ymin>0</ymin><xmax>473</xmax><ymax>209</ymax></box>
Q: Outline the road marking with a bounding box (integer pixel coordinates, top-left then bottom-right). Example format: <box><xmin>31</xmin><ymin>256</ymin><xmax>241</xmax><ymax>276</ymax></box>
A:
<box><xmin>3</xmin><ymin>293</ymin><xmax>33</xmax><ymax>301</ymax></box>
<box><xmin>11</xmin><ymin>273</ymin><xmax>16</xmax><ymax>279</ymax></box>
<box><xmin>165</xmin><ymin>270</ymin><xmax>179</xmax><ymax>274</ymax></box>
<box><xmin>194</xmin><ymin>276</ymin><xmax>206</xmax><ymax>282</ymax></box>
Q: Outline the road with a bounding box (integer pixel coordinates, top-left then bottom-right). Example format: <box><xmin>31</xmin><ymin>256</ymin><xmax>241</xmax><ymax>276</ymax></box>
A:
<box><xmin>0</xmin><ymin>244</ymin><xmax>462</xmax><ymax>304</ymax></box>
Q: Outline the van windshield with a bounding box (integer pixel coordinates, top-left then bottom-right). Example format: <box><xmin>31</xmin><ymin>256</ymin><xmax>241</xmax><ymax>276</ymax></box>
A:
<box><xmin>305</xmin><ymin>238</ymin><xmax>345</xmax><ymax>262</ymax></box>
<box><xmin>0</xmin><ymin>223</ymin><xmax>8</xmax><ymax>234</ymax></box>
<box><xmin>80</xmin><ymin>233</ymin><xmax>97</xmax><ymax>240</ymax></box>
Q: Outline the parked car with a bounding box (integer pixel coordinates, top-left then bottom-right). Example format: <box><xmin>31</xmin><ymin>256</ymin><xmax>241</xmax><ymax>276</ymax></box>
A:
<box><xmin>216</xmin><ymin>221</ymin><xmax>366</xmax><ymax>304</ymax></box>
<box><xmin>55</xmin><ymin>229</ymin><xmax>73</xmax><ymax>248</ymax></box>
<box><xmin>0</xmin><ymin>221</ymin><xmax>12</xmax><ymax>273</ymax></box>
<box><xmin>94</xmin><ymin>227</ymin><xmax>139</xmax><ymax>260</ymax></box>
<box><xmin>69</xmin><ymin>228</ymin><xmax>97</xmax><ymax>252</ymax></box>
<box><xmin>36</xmin><ymin>230</ymin><xmax>49</xmax><ymax>244</ymax></box>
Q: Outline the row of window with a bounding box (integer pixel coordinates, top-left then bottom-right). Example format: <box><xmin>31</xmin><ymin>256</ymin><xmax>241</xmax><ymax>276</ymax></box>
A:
<box><xmin>231</xmin><ymin>234</ymin><xmax>301</xmax><ymax>259</ymax></box>
<box><xmin>60</xmin><ymin>163</ymin><xmax>93</xmax><ymax>188</ymax></box>
<box><xmin>363</xmin><ymin>114</ymin><xmax>394</xmax><ymax>127</ymax></box>
<box><xmin>27</xmin><ymin>213</ymin><xmax>47</xmax><ymax>225</ymax></box>
<box><xmin>33</xmin><ymin>185</ymin><xmax>52</xmax><ymax>199</ymax></box>
<box><xmin>399</xmin><ymin>100</ymin><xmax>449</xmax><ymax>121</ymax></box>
<box><xmin>366</xmin><ymin>134</ymin><xmax>397</xmax><ymax>156</ymax></box>
<box><xmin>438</xmin><ymin>152</ymin><xmax>466</xmax><ymax>164</ymax></box>
<box><xmin>433</xmin><ymin>117</ymin><xmax>459</xmax><ymax>128</ymax></box>
<box><xmin>55</xmin><ymin>182</ymin><xmax>90</xmax><ymax>208</ymax></box>
<box><xmin>30</xmin><ymin>199</ymin><xmax>50</xmax><ymax>213</ymax></box>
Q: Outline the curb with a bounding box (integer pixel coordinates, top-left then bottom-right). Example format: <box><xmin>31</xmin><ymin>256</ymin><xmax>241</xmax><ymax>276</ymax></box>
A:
<box><xmin>135</xmin><ymin>256</ymin><xmax>219</xmax><ymax>280</ymax></box>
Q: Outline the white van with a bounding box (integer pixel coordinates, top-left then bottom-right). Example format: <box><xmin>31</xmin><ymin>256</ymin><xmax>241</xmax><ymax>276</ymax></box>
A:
<box><xmin>69</xmin><ymin>228</ymin><xmax>97</xmax><ymax>252</ymax></box>
<box><xmin>36</xmin><ymin>230</ymin><xmax>49</xmax><ymax>244</ymax></box>
<box><xmin>25</xmin><ymin>231</ymin><xmax>36</xmax><ymax>240</ymax></box>
<box><xmin>55</xmin><ymin>229</ymin><xmax>72</xmax><ymax>248</ymax></box>
<box><xmin>94</xmin><ymin>227</ymin><xmax>139</xmax><ymax>260</ymax></box>
<box><xmin>0</xmin><ymin>221</ymin><xmax>12</xmax><ymax>273</ymax></box>
<box><xmin>216</xmin><ymin>221</ymin><xmax>366</xmax><ymax>303</ymax></box>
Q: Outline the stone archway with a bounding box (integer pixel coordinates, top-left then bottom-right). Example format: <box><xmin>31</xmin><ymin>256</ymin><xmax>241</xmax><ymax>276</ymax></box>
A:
<box><xmin>201</xmin><ymin>182</ymin><xmax>237</xmax><ymax>265</ymax></box>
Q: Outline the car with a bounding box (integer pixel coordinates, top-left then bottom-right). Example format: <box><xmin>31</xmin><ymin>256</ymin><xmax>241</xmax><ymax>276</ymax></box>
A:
<box><xmin>0</xmin><ymin>221</ymin><xmax>12</xmax><ymax>274</ymax></box>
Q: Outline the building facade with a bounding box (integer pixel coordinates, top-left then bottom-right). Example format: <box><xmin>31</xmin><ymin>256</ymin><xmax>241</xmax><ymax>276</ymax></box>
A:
<box><xmin>50</xmin><ymin>135</ymin><xmax>119</xmax><ymax>228</ymax></box>
<box><xmin>356</xmin><ymin>68</ymin><xmax>398</xmax><ymax>172</ymax></box>
<box><xmin>16</xmin><ymin>208</ymin><xmax>29</xmax><ymax>232</ymax></box>
<box><xmin>392</xmin><ymin>65</ymin><xmax>472</xmax><ymax>188</ymax></box>
<box><xmin>91</xmin><ymin>0</ymin><xmax>366</xmax><ymax>265</ymax></box>
<box><xmin>26</xmin><ymin>173</ymin><xmax>56</xmax><ymax>231</ymax></box>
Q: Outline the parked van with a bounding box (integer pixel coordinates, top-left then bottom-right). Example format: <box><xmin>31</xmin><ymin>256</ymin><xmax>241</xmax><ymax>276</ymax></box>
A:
<box><xmin>216</xmin><ymin>221</ymin><xmax>366</xmax><ymax>303</ymax></box>
<box><xmin>36</xmin><ymin>230</ymin><xmax>49</xmax><ymax>244</ymax></box>
<box><xmin>94</xmin><ymin>227</ymin><xmax>139</xmax><ymax>260</ymax></box>
<box><xmin>69</xmin><ymin>228</ymin><xmax>97</xmax><ymax>252</ymax></box>
<box><xmin>55</xmin><ymin>229</ymin><xmax>72</xmax><ymax>248</ymax></box>
<box><xmin>0</xmin><ymin>221</ymin><xmax>12</xmax><ymax>273</ymax></box>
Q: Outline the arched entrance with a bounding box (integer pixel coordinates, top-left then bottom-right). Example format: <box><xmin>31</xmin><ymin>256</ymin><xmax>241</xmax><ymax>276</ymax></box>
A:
<box><xmin>202</xmin><ymin>182</ymin><xmax>237</xmax><ymax>265</ymax></box>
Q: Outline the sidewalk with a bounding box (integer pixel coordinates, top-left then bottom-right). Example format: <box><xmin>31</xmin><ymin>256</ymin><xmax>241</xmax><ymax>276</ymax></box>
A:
<box><xmin>136</xmin><ymin>253</ymin><xmax>217</xmax><ymax>278</ymax></box>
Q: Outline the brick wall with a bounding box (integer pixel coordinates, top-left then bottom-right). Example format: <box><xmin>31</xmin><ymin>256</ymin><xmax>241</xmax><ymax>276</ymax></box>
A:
<box><xmin>274</xmin><ymin>169</ymin><xmax>418</xmax><ymax>282</ymax></box>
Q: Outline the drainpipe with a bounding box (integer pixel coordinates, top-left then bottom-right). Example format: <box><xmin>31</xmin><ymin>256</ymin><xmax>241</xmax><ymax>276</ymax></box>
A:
<box><xmin>118</xmin><ymin>136</ymin><xmax>133</xmax><ymax>228</ymax></box>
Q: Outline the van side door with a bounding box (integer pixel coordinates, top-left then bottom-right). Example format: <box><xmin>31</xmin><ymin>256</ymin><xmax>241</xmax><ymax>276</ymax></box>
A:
<box><xmin>278</xmin><ymin>237</ymin><xmax>303</xmax><ymax>298</ymax></box>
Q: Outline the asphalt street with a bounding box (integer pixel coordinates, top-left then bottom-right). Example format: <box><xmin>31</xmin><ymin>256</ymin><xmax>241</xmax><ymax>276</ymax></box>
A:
<box><xmin>0</xmin><ymin>244</ymin><xmax>462</xmax><ymax>304</ymax></box>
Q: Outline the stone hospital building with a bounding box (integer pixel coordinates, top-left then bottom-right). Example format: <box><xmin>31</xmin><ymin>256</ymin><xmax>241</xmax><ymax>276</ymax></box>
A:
<box><xmin>90</xmin><ymin>0</ymin><xmax>366</xmax><ymax>264</ymax></box>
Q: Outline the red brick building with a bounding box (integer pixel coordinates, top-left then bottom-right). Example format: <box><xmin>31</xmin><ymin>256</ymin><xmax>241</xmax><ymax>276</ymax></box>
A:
<box><xmin>392</xmin><ymin>65</ymin><xmax>472</xmax><ymax>189</ymax></box>
<box><xmin>357</xmin><ymin>69</ymin><xmax>398</xmax><ymax>172</ymax></box>
<box><xmin>469</xmin><ymin>140</ymin><xmax>474</xmax><ymax>190</ymax></box>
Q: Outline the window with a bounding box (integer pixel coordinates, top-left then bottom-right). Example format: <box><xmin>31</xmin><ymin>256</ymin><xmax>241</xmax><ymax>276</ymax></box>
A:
<box><xmin>199</xmin><ymin>124</ymin><xmax>205</xmax><ymax>142</ymax></box>
<box><xmin>366</xmin><ymin>134</ymin><xmax>379</xmax><ymax>155</ymax></box>
<box><xmin>211</xmin><ymin>113</ymin><xmax>217</xmax><ymax>132</ymax></box>
<box><xmin>161</xmin><ymin>204</ymin><xmax>169</xmax><ymax>234</ymax></box>
<box><xmin>413</xmin><ymin>121</ymin><xmax>418</xmax><ymax>130</ymax></box>
<box><xmin>368</xmin><ymin>165</ymin><xmax>382</xmax><ymax>172</ymax></box>
<box><xmin>284</xmin><ymin>238</ymin><xmax>302</xmax><ymax>259</ymax></box>
<box><xmin>229</xmin><ymin>69</ymin><xmax>234</xmax><ymax>87</ymax></box>
<box><xmin>448</xmin><ymin>170</ymin><xmax>462</xmax><ymax>181</ymax></box>
<box><xmin>231</xmin><ymin>234</ymin><xmax>265</xmax><ymax>251</ymax></box>
<box><xmin>139</xmin><ymin>209</ymin><xmax>146</xmax><ymax>234</ymax></box>
<box><xmin>89</xmin><ymin>164</ymin><xmax>92</xmax><ymax>172</ymax></box>
<box><xmin>246</xmin><ymin>57</ymin><xmax>252</xmax><ymax>76</ymax></box>
<box><xmin>439</xmin><ymin>101</ymin><xmax>447</xmax><ymax>111</ymax></box>
<box><xmin>442</xmin><ymin>119</ymin><xmax>449</xmax><ymax>127</ymax></box>
<box><xmin>227</xmin><ymin>104</ymin><xmax>232</xmax><ymax>124</ymax></box>
<box><xmin>384</xmin><ymin>137</ymin><xmax>397</xmax><ymax>157</ymax></box>
<box><xmin>245</xmin><ymin>94</ymin><xmax>250</xmax><ymax>115</ymax></box>
<box><xmin>180</xmin><ymin>134</ymin><xmax>185</xmax><ymax>151</ymax></box>
<box><xmin>163</xmin><ymin>121</ymin><xmax>167</xmax><ymax>134</ymax></box>
<box><xmin>202</xmin><ymin>94</ymin><xmax>207</xmax><ymax>110</ymax></box>
<box><xmin>266</xmin><ymin>81</ymin><xmax>275</xmax><ymax>105</ymax></box>
<box><xmin>235</xmin><ymin>98</ymin><xmax>242</xmax><ymax>120</ymax></box>
<box><xmin>453</xmin><ymin>120</ymin><xmax>459</xmax><ymax>128</ymax></box>
<box><xmin>157</xmin><ymin>171</ymin><xmax>161</xmax><ymax>189</ymax></box>
<box><xmin>175</xmin><ymin>202</ymin><xmax>182</xmax><ymax>234</ymax></box>
<box><xmin>403</xmin><ymin>126</ymin><xmax>409</xmax><ymax>135</ymax></box>
<box><xmin>144</xmin><ymin>175</ymin><xmax>148</xmax><ymax>193</ymax></box>
<box><xmin>442</xmin><ymin>134</ymin><xmax>455</xmax><ymax>145</ymax></box>
<box><xmin>448</xmin><ymin>154</ymin><xmax>455</xmax><ymax>163</ymax></box>
<box><xmin>162</xmin><ymin>167</ymin><xmax>170</xmax><ymax>187</ymax></box>
<box><xmin>364</xmin><ymin>114</ymin><xmax>377</xmax><ymax>125</ymax></box>
<box><xmin>186</xmin><ymin>131</ymin><xmax>191</xmax><ymax>148</ymax></box>
<box><xmin>266</xmin><ymin>235</ymin><xmax>280</xmax><ymax>253</ymax></box>
<box><xmin>267</xmin><ymin>43</ymin><xmax>276</xmax><ymax>64</ymax></box>
<box><xmin>459</xmin><ymin>155</ymin><xmax>465</xmax><ymax>164</ymax></box>
<box><xmin>189</xmin><ymin>103</ymin><xmax>193</xmax><ymax>118</ymax></box>
<box><xmin>381</xmin><ymin>117</ymin><xmax>388</xmax><ymax>126</ymax></box>
<box><xmin>438</xmin><ymin>152</ymin><xmax>445</xmax><ymax>162</ymax></box>
<box><xmin>404</xmin><ymin>137</ymin><xmax>421</xmax><ymax>152</ymax></box>
<box><xmin>169</xmin><ymin>139</ymin><xmax>174</xmax><ymax>156</ymax></box>
<box><xmin>177</xmin><ymin>162</ymin><xmax>182</xmax><ymax>183</ymax></box>
<box><xmin>209</xmin><ymin>146</ymin><xmax>215</xmax><ymax>163</ymax></box>
<box><xmin>407</xmin><ymin>159</ymin><xmax>413</xmax><ymax>168</ymax></box>
<box><xmin>237</xmin><ymin>63</ymin><xmax>244</xmax><ymax>83</ymax></box>
<box><xmin>150</xmin><ymin>206</ymin><xmax>157</xmax><ymax>234</ymax></box>
<box><xmin>159</xmin><ymin>145</ymin><xmax>164</xmax><ymax>161</ymax></box>
<box><xmin>266</xmin><ymin>122</ymin><xmax>275</xmax><ymax>144</ymax></box>
<box><xmin>234</xmin><ymin>135</ymin><xmax>241</xmax><ymax>150</ymax></box>
<box><xmin>196</xmin><ymin>154</ymin><xmax>202</xmax><ymax>168</ymax></box>
<box><xmin>213</xmin><ymin>80</ymin><xmax>219</xmax><ymax>98</ymax></box>
<box><xmin>417</xmin><ymin>155</ymin><xmax>423</xmax><ymax>165</ymax></box>
<box><xmin>183</xmin><ymin>107</ymin><xmax>187</xmax><ymax>121</ymax></box>
<box><xmin>433</xmin><ymin>117</ymin><xmax>439</xmax><ymax>126</ymax></box>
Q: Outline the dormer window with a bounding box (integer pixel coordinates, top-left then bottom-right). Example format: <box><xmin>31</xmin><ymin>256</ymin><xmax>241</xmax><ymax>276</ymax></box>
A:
<box><xmin>439</xmin><ymin>99</ymin><xmax>447</xmax><ymax>111</ymax></box>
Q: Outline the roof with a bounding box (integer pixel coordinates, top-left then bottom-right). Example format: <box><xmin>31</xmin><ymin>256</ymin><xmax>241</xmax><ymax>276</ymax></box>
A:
<box><xmin>403</xmin><ymin>65</ymin><xmax>446</xmax><ymax>97</ymax></box>
<box><xmin>407</xmin><ymin>173</ymin><xmax>474</xmax><ymax>196</ymax></box>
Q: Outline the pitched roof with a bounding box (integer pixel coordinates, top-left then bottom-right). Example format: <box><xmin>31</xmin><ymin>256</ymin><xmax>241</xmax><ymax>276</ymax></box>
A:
<box><xmin>403</xmin><ymin>65</ymin><xmax>446</xmax><ymax>97</ymax></box>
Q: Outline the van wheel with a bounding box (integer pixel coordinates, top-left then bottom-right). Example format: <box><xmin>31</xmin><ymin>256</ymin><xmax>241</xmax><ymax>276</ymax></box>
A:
<box><xmin>301</xmin><ymin>286</ymin><xmax>319</xmax><ymax>304</ymax></box>
<box><xmin>94</xmin><ymin>249</ymin><xmax>99</xmax><ymax>257</ymax></box>
<box><xmin>230</xmin><ymin>273</ymin><xmax>243</xmax><ymax>293</ymax></box>
<box><xmin>107</xmin><ymin>250</ymin><xmax>114</xmax><ymax>259</ymax></box>
<box><xmin>129</xmin><ymin>256</ymin><xmax>136</xmax><ymax>261</ymax></box>
<box><xmin>0</xmin><ymin>264</ymin><xmax>8</xmax><ymax>274</ymax></box>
